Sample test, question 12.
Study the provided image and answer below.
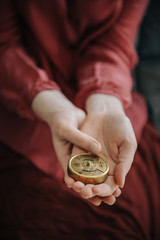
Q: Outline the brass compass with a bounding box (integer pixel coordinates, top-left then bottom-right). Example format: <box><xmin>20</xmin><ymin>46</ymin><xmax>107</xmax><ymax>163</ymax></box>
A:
<box><xmin>68</xmin><ymin>153</ymin><xmax>109</xmax><ymax>184</ymax></box>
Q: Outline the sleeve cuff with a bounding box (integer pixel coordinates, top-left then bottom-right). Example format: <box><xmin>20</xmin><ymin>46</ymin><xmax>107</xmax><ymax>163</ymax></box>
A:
<box><xmin>74</xmin><ymin>62</ymin><xmax>133</xmax><ymax>110</ymax></box>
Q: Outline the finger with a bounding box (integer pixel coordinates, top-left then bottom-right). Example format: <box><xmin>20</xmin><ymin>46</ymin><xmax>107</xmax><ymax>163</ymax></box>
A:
<box><xmin>90</xmin><ymin>189</ymin><xmax>121</xmax><ymax>207</ymax></box>
<box><xmin>80</xmin><ymin>184</ymin><xmax>95</xmax><ymax>199</ymax></box>
<box><xmin>87</xmin><ymin>196</ymin><xmax>102</xmax><ymax>206</ymax></box>
<box><xmin>114</xmin><ymin>141</ymin><xmax>136</xmax><ymax>188</ymax></box>
<box><xmin>59</xmin><ymin>123</ymin><xmax>101</xmax><ymax>155</ymax></box>
<box><xmin>114</xmin><ymin>118</ymin><xmax>137</xmax><ymax>187</ymax></box>
<box><xmin>64</xmin><ymin>175</ymin><xmax>75</xmax><ymax>188</ymax></box>
<box><xmin>92</xmin><ymin>176</ymin><xmax>118</xmax><ymax>197</ymax></box>
<box><xmin>113</xmin><ymin>188</ymin><xmax>121</xmax><ymax>197</ymax></box>
<box><xmin>72</xmin><ymin>181</ymin><xmax>85</xmax><ymax>192</ymax></box>
<box><xmin>102</xmin><ymin>195</ymin><xmax>116</xmax><ymax>205</ymax></box>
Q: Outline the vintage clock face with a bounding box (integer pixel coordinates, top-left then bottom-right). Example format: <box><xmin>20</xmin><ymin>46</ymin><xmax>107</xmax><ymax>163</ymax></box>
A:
<box><xmin>68</xmin><ymin>153</ymin><xmax>109</xmax><ymax>184</ymax></box>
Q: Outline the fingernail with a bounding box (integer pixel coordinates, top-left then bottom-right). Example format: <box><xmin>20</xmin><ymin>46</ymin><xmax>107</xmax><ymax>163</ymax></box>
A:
<box><xmin>90</xmin><ymin>142</ymin><xmax>101</xmax><ymax>154</ymax></box>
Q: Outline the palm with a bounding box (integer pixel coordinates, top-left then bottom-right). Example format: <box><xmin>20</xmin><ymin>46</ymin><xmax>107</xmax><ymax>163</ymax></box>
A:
<box><xmin>84</xmin><ymin>112</ymin><xmax>136</xmax><ymax>182</ymax></box>
<box><xmin>71</xmin><ymin>112</ymin><xmax>136</xmax><ymax>204</ymax></box>
<box><xmin>79</xmin><ymin>113</ymin><xmax>120</xmax><ymax>185</ymax></box>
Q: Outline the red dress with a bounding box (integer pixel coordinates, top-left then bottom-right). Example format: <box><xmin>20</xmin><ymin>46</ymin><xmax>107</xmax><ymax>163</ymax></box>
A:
<box><xmin>0</xmin><ymin>1</ymin><xmax>160</xmax><ymax>239</ymax></box>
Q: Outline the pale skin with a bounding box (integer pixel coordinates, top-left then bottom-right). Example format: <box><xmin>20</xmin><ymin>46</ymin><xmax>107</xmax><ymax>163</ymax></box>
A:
<box><xmin>32</xmin><ymin>90</ymin><xmax>137</xmax><ymax>206</ymax></box>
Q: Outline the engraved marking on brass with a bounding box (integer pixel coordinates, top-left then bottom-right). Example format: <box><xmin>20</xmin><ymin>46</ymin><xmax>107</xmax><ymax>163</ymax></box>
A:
<box><xmin>68</xmin><ymin>153</ymin><xmax>109</xmax><ymax>184</ymax></box>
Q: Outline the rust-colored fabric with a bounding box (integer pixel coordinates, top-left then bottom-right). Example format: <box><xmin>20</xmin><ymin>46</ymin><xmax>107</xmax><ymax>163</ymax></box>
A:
<box><xmin>1</xmin><ymin>1</ymin><xmax>159</xmax><ymax>239</ymax></box>
<box><xmin>0</xmin><ymin>0</ymin><xmax>149</xmax><ymax>176</ymax></box>
<box><xmin>0</xmin><ymin>123</ymin><xmax>160</xmax><ymax>239</ymax></box>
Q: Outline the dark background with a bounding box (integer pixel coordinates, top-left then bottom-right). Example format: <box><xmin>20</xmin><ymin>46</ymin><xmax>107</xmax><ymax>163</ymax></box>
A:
<box><xmin>136</xmin><ymin>0</ymin><xmax>160</xmax><ymax>132</ymax></box>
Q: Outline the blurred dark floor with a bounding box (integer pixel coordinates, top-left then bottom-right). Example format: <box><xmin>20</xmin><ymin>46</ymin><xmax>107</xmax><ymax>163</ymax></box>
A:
<box><xmin>136</xmin><ymin>0</ymin><xmax>160</xmax><ymax>132</ymax></box>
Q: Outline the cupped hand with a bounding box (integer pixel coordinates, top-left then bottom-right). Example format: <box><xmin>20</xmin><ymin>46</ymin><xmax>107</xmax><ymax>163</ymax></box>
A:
<box><xmin>49</xmin><ymin>106</ymin><xmax>101</xmax><ymax>178</ymax></box>
<box><xmin>32</xmin><ymin>90</ymin><xmax>102</xmax><ymax>186</ymax></box>
<box><xmin>69</xmin><ymin>111</ymin><xmax>137</xmax><ymax>205</ymax></box>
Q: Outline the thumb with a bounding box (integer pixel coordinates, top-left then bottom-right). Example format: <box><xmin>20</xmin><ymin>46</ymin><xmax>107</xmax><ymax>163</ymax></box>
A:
<box><xmin>114</xmin><ymin>142</ymin><xmax>137</xmax><ymax>187</ymax></box>
<box><xmin>60</xmin><ymin>123</ymin><xmax>101</xmax><ymax>155</ymax></box>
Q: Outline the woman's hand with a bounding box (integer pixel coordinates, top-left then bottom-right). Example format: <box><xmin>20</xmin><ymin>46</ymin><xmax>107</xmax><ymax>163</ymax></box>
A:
<box><xmin>31</xmin><ymin>90</ymin><xmax>101</xmax><ymax>185</ymax></box>
<box><xmin>32</xmin><ymin>91</ymin><xmax>137</xmax><ymax>206</ymax></box>
<box><xmin>70</xmin><ymin>94</ymin><xmax>137</xmax><ymax>205</ymax></box>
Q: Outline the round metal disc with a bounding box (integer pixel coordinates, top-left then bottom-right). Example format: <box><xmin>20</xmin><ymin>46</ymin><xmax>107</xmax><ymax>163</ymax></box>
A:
<box><xmin>68</xmin><ymin>153</ymin><xmax>109</xmax><ymax>184</ymax></box>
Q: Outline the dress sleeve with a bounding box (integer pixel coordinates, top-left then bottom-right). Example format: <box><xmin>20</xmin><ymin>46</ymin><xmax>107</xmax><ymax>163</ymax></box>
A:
<box><xmin>75</xmin><ymin>0</ymin><xmax>149</xmax><ymax>110</ymax></box>
<box><xmin>0</xmin><ymin>1</ymin><xmax>61</xmax><ymax>119</ymax></box>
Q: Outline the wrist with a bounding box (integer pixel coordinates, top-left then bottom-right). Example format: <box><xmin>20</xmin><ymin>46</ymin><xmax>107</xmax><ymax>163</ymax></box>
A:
<box><xmin>85</xmin><ymin>94</ymin><xmax>125</xmax><ymax>115</ymax></box>
<box><xmin>31</xmin><ymin>90</ymin><xmax>75</xmax><ymax>125</ymax></box>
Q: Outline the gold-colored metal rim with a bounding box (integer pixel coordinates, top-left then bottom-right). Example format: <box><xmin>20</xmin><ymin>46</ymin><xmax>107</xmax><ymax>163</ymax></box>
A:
<box><xmin>68</xmin><ymin>153</ymin><xmax>109</xmax><ymax>184</ymax></box>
